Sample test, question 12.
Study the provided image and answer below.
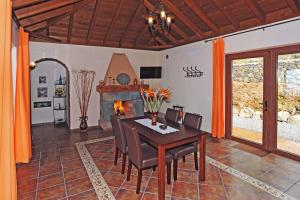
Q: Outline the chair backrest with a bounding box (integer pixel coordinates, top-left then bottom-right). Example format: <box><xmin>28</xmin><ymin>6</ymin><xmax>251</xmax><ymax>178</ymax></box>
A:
<box><xmin>165</xmin><ymin>108</ymin><xmax>179</xmax><ymax>122</ymax></box>
<box><xmin>123</xmin><ymin>122</ymin><xmax>142</xmax><ymax>168</ymax></box>
<box><xmin>183</xmin><ymin>112</ymin><xmax>202</xmax><ymax>130</ymax></box>
<box><xmin>111</xmin><ymin>115</ymin><xmax>127</xmax><ymax>153</ymax></box>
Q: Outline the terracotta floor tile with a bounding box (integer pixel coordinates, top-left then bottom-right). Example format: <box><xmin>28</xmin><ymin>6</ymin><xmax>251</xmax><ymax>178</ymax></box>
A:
<box><xmin>37</xmin><ymin>184</ymin><xmax>66</xmax><ymax>200</ymax></box>
<box><xmin>64</xmin><ymin>167</ymin><xmax>87</xmax><ymax>183</ymax></box>
<box><xmin>38</xmin><ymin>173</ymin><xmax>64</xmax><ymax>190</ymax></box>
<box><xmin>17</xmin><ymin>178</ymin><xmax>37</xmax><ymax>194</ymax></box>
<box><xmin>115</xmin><ymin>189</ymin><xmax>143</xmax><ymax>200</ymax></box>
<box><xmin>39</xmin><ymin>161</ymin><xmax>62</xmax><ymax>177</ymax></box>
<box><xmin>145</xmin><ymin>178</ymin><xmax>172</xmax><ymax>196</ymax></box>
<box><xmin>142</xmin><ymin>192</ymin><xmax>171</xmax><ymax>200</ymax></box>
<box><xmin>104</xmin><ymin>172</ymin><xmax>126</xmax><ymax>187</ymax></box>
<box><xmin>17</xmin><ymin>191</ymin><xmax>36</xmax><ymax>200</ymax></box>
<box><xmin>89</xmin><ymin>151</ymin><xmax>107</xmax><ymax>160</ymax></box>
<box><xmin>199</xmin><ymin>193</ymin><xmax>228</xmax><ymax>200</ymax></box>
<box><xmin>17</xmin><ymin>161</ymin><xmax>39</xmax><ymax>181</ymax></box>
<box><xmin>66</xmin><ymin>177</ymin><xmax>93</xmax><ymax>196</ymax></box>
<box><xmin>200</xmin><ymin>172</ymin><xmax>222</xmax><ymax>185</ymax></box>
<box><xmin>171</xmin><ymin>181</ymin><xmax>198</xmax><ymax>199</ymax></box>
<box><xmin>68</xmin><ymin>189</ymin><xmax>98</xmax><ymax>200</ymax></box>
<box><xmin>121</xmin><ymin>175</ymin><xmax>150</xmax><ymax>192</ymax></box>
<box><xmin>199</xmin><ymin>184</ymin><xmax>227</xmax><ymax>196</ymax></box>
<box><xmin>174</xmin><ymin>169</ymin><xmax>198</xmax><ymax>183</ymax></box>
<box><xmin>220</xmin><ymin>171</ymin><xmax>250</xmax><ymax>188</ymax></box>
<box><xmin>109</xmin><ymin>186</ymin><xmax>119</xmax><ymax>195</ymax></box>
<box><xmin>63</xmin><ymin>159</ymin><xmax>83</xmax><ymax>172</ymax></box>
<box><xmin>95</xmin><ymin>159</ymin><xmax>114</xmax><ymax>171</ymax></box>
<box><xmin>60</xmin><ymin>151</ymin><xmax>80</xmax><ymax>163</ymax></box>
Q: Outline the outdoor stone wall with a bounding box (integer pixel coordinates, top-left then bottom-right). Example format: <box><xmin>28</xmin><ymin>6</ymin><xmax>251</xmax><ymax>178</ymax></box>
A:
<box><xmin>232</xmin><ymin>61</ymin><xmax>300</xmax><ymax>83</ymax></box>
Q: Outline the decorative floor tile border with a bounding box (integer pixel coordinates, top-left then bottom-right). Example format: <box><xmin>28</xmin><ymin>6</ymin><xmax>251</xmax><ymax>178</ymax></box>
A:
<box><xmin>75</xmin><ymin>136</ymin><xmax>116</xmax><ymax>200</ymax></box>
<box><xmin>76</xmin><ymin>137</ymin><xmax>297</xmax><ymax>200</ymax></box>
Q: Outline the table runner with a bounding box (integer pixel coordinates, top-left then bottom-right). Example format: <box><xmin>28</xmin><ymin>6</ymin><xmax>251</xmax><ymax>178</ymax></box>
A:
<box><xmin>134</xmin><ymin>118</ymin><xmax>179</xmax><ymax>134</ymax></box>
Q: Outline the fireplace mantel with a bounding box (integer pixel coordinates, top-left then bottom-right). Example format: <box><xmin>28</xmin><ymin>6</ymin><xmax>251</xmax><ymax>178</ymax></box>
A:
<box><xmin>96</xmin><ymin>84</ymin><xmax>149</xmax><ymax>93</ymax></box>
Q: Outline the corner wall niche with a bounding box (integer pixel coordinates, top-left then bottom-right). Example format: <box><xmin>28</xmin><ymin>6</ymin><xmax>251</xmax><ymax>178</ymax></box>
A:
<box><xmin>30</xmin><ymin>58</ymin><xmax>70</xmax><ymax>127</ymax></box>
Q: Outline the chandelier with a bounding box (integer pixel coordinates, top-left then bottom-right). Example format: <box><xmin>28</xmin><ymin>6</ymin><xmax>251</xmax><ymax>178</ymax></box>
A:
<box><xmin>145</xmin><ymin>2</ymin><xmax>175</xmax><ymax>36</ymax></box>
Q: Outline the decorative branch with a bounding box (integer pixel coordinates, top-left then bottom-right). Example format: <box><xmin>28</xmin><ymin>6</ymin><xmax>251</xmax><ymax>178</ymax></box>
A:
<box><xmin>72</xmin><ymin>70</ymin><xmax>95</xmax><ymax>117</ymax></box>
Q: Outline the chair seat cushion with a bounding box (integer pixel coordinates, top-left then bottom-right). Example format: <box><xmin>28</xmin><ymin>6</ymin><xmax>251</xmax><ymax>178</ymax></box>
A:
<box><xmin>141</xmin><ymin>145</ymin><xmax>173</xmax><ymax>168</ymax></box>
<box><xmin>169</xmin><ymin>143</ymin><xmax>197</xmax><ymax>159</ymax></box>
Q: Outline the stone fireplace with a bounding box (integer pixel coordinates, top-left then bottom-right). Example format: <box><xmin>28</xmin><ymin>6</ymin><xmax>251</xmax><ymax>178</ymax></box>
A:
<box><xmin>97</xmin><ymin>53</ymin><xmax>147</xmax><ymax>130</ymax></box>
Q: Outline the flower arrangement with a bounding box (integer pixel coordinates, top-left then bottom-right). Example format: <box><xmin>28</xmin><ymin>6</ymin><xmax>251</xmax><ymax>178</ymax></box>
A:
<box><xmin>140</xmin><ymin>87</ymin><xmax>171</xmax><ymax>113</ymax></box>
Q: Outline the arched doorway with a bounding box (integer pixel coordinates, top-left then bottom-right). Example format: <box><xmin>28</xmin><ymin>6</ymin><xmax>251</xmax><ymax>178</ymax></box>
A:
<box><xmin>30</xmin><ymin>58</ymin><xmax>70</xmax><ymax>128</ymax></box>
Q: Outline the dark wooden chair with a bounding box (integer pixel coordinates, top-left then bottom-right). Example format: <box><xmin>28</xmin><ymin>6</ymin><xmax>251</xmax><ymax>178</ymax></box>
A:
<box><xmin>123</xmin><ymin>122</ymin><xmax>173</xmax><ymax>194</ymax></box>
<box><xmin>111</xmin><ymin>115</ymin><xmax>127</xmax><ymax>174</ymax></box>
<box><xmin>169</xmin><ymin>112</ymin><xmax>202</xmax><ymax>181</ymax></box>
<box><xmin>165</xmin><ymin>108</ymin><xmax>179</xmax><ymax>122</ymax></box>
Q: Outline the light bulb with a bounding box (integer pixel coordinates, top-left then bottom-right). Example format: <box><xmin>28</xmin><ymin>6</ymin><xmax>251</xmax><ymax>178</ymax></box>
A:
<box><xmin>148</xmin><ymin>16</ymin><xmax>154</xmax><ymax>25</ymax></box>
<box><xmin>166</xmin><ymin>16</ymin><xmax>172</xmax><ymax>25</ymax></box>
<box><xmin>160</xmin><ymin>10</ymin><xmax>166</xmax><ymax>19</ymax></box>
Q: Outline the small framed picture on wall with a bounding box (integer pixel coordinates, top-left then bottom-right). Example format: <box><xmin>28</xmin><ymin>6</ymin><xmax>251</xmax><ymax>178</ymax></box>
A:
<box><xmin>37</xmin><ymin>87</ymin><xmax>48</xmax><ymax>98</ymax></box>
<box><xmin>39</xmin><ymin>76</ymin><xmax>46</xmax><ymax>84</ymax></box>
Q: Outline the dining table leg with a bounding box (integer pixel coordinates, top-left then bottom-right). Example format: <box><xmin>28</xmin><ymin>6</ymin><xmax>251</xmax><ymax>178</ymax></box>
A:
<box><xmin>158</xmin><ymin>145</ymin><xmax>165</xmax><ymax>200</ymax></box>
<box><xmin>199</xmin><ymin>134</ymin><xmax>206</xmax><ymax>181</ymax></box>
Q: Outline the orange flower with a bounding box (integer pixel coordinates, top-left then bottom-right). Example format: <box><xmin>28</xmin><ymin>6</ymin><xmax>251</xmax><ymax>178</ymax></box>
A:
<box><xmin>159</xmin><ymin>88</ymin><xmax>171</xmax><ymax>99</ymax></box>
<box><xmin>146</xmin><ymin>88</ymin><xmax>155</xmax><ymax>97</ymax></box>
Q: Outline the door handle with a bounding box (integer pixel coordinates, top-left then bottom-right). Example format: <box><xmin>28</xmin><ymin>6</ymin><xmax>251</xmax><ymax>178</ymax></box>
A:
<box><xmin>264</xmin><ymin>100</ymin><xmax>268</xmax><ymax>111</ymax></box>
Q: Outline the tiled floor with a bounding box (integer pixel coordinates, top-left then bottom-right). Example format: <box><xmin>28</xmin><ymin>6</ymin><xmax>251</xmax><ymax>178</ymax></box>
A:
<box><xmin>17</xmin><ymin>124</ymin><xmax>300</xmax><ymax>200</ymax></box>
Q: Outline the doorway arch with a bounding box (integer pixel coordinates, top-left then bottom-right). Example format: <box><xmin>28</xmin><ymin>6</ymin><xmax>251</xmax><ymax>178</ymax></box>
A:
<box><xmin>30</xmin><ymin>58</ymin><xmax>70</xmax><ymax>128</ymax></box>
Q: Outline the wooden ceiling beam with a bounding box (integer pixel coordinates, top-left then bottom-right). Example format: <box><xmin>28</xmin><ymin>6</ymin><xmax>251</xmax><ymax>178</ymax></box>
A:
<box><xmin>13</xmin><ymin>0</ymin><xmax>46</xmax><ymax>10</ymax></box>
<box><xmin>161</xmin><ymin>0</ymin><xmax>204</xmax><ymax>39</ymax></box>
<box><xmin>183</xmin><ymin>0</ymin><xmax>219</xmax><ymax>33</ymax></box>
<box><xmin>119</xmin><ymin>2</ymin><xmax>144</xmax><ymax>47</ymax></box>
<box><xmin>285</xmin><ymin>0</ymin><xmax>299</xmax><ymax>13</ymax></box>
<box><xmin>16</xmin><ymin>0</ymin><xmax>81</xmax><ymax>20</ymax></box>
<box><xmin>26</xmin><ymin>21</ymin><xmax>48</xmax><ymax>32</ymax></box>
<box><xmin>86</xmin><ymin>0</ymin><xmax>102</xmax><ymax>44</ymax></box>
<box><xmin>25</xmin><ymin>14</ymin><xmax>69</xmax><ymax>32</ymax></box>
<box><xmin>245</xmin><ymin>0</ymin><xmax>265</xmax><ymax>23</ymax></box>
<box><xmin>211</xmin><ymin>0</ymin><xmax>239</xmax><ymax>29</ymax></box>
<box><xmin>29</xmin><ymin>32</ymin><xmax>61</xmax><ymax>42</ymax></box>
<box><xmin>103</xmin><ymin>0</ymin><xmax>124</xmax><ymax>45</ymax></box>
<box><xmin>20</xmin><ymin>0</ymin><xmax>94</xmax><ymax>27</ymax></box>
<box><xmin>67</xmin><ymin>14</ymin><xmax>74</xmax><ymax>43</ymax></box>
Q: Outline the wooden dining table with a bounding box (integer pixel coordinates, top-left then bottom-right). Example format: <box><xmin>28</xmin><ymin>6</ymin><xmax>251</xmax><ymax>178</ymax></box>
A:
<box><xmin>123</xmin><ymin>115</ymin><xmax>207</xmax><ymax>200</ymax></box>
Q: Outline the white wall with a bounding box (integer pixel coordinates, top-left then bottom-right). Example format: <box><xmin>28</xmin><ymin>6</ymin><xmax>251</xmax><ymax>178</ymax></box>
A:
<box><xmin>29</xmin><ymin>42</ymin><xmax>161</xmax><ymax>129</ymax></box>
<box><xmin>11</xmin><ymin>21</ymin><xmax>18</xmax><ymax>102</ymax></box>
<box><xmin>30</xmin><ymin>62</ymin><xmax>66</xmax><ymax>124</ymax></box>
<box><xmin>161</xmin><ymin>19</ymin><xmax>300</xmax><ymax>132</ymax></box>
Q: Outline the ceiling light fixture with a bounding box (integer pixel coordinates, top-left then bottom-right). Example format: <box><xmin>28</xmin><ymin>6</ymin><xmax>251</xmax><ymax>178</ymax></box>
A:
<box><xmin>145</xmin><ymin>2</ymin><xmax>175</xmax><ymax>36</ymax></box>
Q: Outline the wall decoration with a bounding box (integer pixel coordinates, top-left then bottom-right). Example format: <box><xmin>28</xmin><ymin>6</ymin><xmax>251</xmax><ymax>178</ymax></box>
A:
<box><xmin>39</xmin><ymin>76</ymin><xmax>47</xmax><ymax>84</ymax></box>
<box><xmin>116</xmin><ymin>73</ymin><xmax>131</xmax><ymax>85</ymax></box>
<box><xmin>33</xmin><ymin>101</ymin><xmax>51</xmax><ymax>108</ymax></box>
<box><xmin>182</xmin><ymin>66</ymin><xmax>203</xmax><ymax>78</ymax></box>
<box><xmin>37</xmin><ymin>87</ymin><xmax>48</xmax><ymax>98</ymax></box>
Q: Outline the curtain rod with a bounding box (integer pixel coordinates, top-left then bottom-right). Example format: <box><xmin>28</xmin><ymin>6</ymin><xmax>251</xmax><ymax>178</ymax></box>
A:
<box><xmin>204</xmin><ymin>17</ymin><xmax>300</xmax><ymax>43</ymax></box>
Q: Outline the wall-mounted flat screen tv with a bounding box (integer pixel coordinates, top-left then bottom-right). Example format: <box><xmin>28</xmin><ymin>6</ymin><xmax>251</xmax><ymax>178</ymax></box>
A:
<box><xmin>140</xmin><ymin>66</ymin><xmax>162</xmax><ymax>79</ymax></box>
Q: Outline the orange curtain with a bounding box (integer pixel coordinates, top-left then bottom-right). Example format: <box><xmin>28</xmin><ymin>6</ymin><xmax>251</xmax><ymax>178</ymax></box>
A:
<box><xmin>211</xmin><ymin>38</ymin><xmax>225</xmax><ymax>138</ymax></box>
<box><xmin>0</xmin><ymin>0</ymin><xmax>17</xmax><ymax>199</ymax></box>
<box><xmin>15</xmin><ymin>27</ymin><xmax>32</xmax><ymax>163</ymax></box>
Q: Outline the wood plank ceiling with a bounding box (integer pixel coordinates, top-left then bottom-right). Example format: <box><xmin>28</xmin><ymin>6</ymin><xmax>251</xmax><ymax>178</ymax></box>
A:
<box><xmin>13</xmin><ymin>0</ymin><xmax>300</xmax><ymax>50</ymax></box>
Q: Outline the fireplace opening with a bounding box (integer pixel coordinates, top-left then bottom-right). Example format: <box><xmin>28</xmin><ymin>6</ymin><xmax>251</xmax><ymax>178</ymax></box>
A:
<box><xmin>114</xmin><ymin>100</ymin><xmax>124</xmax><ymax>116</ymax></box>
<box><xmin>113</xmin><ymin>100</ymin><xmax>136</xmax><ymax>117</ymax></box>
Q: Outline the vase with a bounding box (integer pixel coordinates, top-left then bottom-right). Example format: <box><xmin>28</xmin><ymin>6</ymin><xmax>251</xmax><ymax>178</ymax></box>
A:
<box><xmin>80</xmin><ymin>116</ymin><xmax>88</xmax><ymax>132</ymax></box>
<box><xmin>151</xmin><ymin>112</ymin><xmax>158</xmax><ymax>126</ymax></box>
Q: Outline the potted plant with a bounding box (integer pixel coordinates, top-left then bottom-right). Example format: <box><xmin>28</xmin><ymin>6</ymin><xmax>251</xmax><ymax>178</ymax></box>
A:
<box><xmin>140</xmin><ymin>87</ymin><xmax>171</xmax><ymax>125</ymax></box>
<box><xmin>72</xmin><ymin>70</ymin><xmax>95</xmax><ymax>132</ymax></box>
